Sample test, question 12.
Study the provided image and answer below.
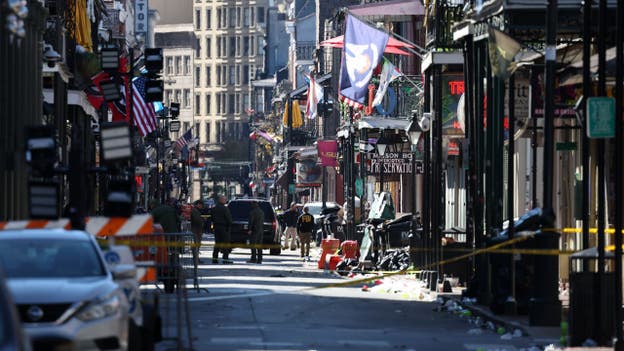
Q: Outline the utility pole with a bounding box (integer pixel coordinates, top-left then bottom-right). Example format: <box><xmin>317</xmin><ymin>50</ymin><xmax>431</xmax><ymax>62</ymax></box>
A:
<box><xmin>286</xmin><ymin>97</ymin><xmax>294</xmax><ymax>206</ymax></box>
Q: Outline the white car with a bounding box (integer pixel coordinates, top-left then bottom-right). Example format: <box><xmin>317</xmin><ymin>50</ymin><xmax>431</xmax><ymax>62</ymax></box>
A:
<box><xmin>0</xmin><ymin>229</ymin><xmax>133</xmax><ymax>351</ymax></box>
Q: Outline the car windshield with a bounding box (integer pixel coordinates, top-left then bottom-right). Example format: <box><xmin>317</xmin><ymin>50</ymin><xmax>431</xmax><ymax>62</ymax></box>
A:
<box><xmin>228</xmin><ymin>201</ymin><xmax>275</xmax><ymax>221</ymax></box>
<box><xmin>0</xmin><ymin>238</ymin><xmax>106</xmax><ymax>278</ymax></box>
<box><xmin>306</xmin><ymin>205</ymin><xmax>323</xmax><ymax>216</ymax></box>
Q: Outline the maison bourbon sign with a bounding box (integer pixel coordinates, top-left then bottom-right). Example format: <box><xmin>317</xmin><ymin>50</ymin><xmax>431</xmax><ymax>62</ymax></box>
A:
<box><xmin>367</xmin><ymin>152</ymin><xmax>424</xmax><ymax>175</ymax></box>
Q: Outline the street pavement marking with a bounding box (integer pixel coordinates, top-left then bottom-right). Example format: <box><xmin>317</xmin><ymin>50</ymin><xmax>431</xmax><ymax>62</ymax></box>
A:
<box><xmin>188</xmin><ymin>291</ymin><xmax>279</xmax><ymax>302</ymax></box>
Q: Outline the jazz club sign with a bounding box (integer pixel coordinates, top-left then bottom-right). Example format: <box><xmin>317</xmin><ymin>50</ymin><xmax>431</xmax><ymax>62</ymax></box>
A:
<box><xmin>135</xmin><ymin>0</ymin><xmax>148</xmax><ymax>34</ymax></box>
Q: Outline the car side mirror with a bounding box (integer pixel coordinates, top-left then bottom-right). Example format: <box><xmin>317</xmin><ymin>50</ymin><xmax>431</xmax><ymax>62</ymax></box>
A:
<box><xmin>111</xmin><ymin>264</ymin><xmax>137</xmax><ymax>280</ymax></box>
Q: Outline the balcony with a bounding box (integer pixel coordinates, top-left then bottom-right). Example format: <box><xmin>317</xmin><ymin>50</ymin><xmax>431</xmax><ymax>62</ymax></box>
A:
<box><xmin>425</xmin><ymin>1</ymin><xmax>464</xmax><ymax>50</ymax></box>
<box><xmin>295</xmin><ymin>41</ymin><xmax>316</xmax><ymax>61</ymax></box>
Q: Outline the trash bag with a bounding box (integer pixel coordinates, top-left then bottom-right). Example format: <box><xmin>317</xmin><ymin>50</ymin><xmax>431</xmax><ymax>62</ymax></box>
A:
<box><xmin>375</xmin><ymin>249</ymin><xmax>410</xmax><ymax>271</ymax></box>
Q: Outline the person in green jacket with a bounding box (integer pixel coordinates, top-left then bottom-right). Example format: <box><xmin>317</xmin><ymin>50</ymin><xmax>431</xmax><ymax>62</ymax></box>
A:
<box><xmin>150</xmin><ymin>198</ymin><xmax>181</xmax><ymax>234</ymax></box>
<box><xmin>247</xmin><ymin>201</ymin><xmax>265</xmax><ymax>264</ymax></box>
<box><xmin>211</xmin><ymin>195</ymin><xmax>233</xmax><ymax>264</ymax></box>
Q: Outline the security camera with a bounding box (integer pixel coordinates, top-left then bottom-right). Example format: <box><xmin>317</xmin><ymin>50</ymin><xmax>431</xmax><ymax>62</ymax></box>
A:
<box><xmin>419</xmin><ymin>112</ymin><xmax>432</xmax><ymax>132</ymax></box>
<box><xmin>43</xmin><ymin>44</ymin><xmax>62</xmax><ymax>68</ymax></box>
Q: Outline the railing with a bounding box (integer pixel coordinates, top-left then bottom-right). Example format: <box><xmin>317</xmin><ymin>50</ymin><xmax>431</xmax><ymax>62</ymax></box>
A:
<box><xmin>296</xmin><ymin>41</ymin><xmax>316</xmax><ymax>61</ymax></box>
<box><xmin>425</xmin><ymin>1</ymin><xmax>465</xmax><ymax>50</ymax></box>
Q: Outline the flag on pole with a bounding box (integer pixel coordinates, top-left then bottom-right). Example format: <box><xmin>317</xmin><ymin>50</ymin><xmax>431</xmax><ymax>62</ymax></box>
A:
<box><xmin>131</xmin><ymin>76</ymin><xmax>159</xmax><ymax>136</ymax></box>
<box><xmin>305</xmin><ymin>75</ymin><xmax>324</xmax><ymax>119</ymax></box>
<box><xmin>175</xmin><ymin>129</ymin><xmax>193</xmax><ymax>150</ymax></box>
<box><xmin>339</xmin><ymin>14</ymin><xmax>389</xmax><ymax>109</ymax></box>
<box><xmin>488</xmin><ymin>27</ymin><xmax>521</xmax><ymax>79</ymax></box>
<box><xmin>372</xmin><ymin>59</ymin><xmax>403</xmax><ymax>107</ymax></box>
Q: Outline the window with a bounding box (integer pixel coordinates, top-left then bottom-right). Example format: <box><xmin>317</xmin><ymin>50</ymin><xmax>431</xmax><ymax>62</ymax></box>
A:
<box><xmin>175</xmin><ymin>57</ymin><xmax>182</xmax><ymax>75</ymax></box>
<box><xmin>216</xmin><ymin>38</ymin><xmax>221</xmax><ymax>58</ymax></box>
<box><xmin>235</xmin><ymin>36</ymin><xmax>241</xmax><ymax>56</ymax></box>
<box><xmin>229</xmin><ymin>7</ymin><xmax>236</xmax><ymax>28</ymax></box>
<box><xmin>195</xmin><ymin>66</ymin><xmax>200</xmax><ymax>87</ymax></box>
<box><xmin>195</xmin><ymin>123</ymin><xmax>200</xmax><ymax>141</ymax></box>
<box><xmin>205</xmin><ymin>66</ymin><xmax>211</xmax><ymax>87</ymax></box>
<box><xmin>242</xmin><ymin>64</ymin><xmax>249</xmax><ymax>84</ymax></box>
<box><xmin>184</xmin><ymin>56</ymin><xmax>190</xmax><ymax>75</ymax></box>
<box><xmin>217</xmin><ymin>9</ymin><xmax>222</xmax><ymax>28</ymax></box>
<box><xmin>205</xmin><ymin>121</ymin><xmax>211</xmax><ymax>143</ymax></box>
<box><xmin>195</xmin><ymin>9</ymin><xmax>201</xmax><ymax>30</ymax></box>
<box><xmin>205</xmin><ymin>94</ymin><xmax>211</xmax><ymax>114</ymax></box>
<box><xmin>195</xmin><ymin>38</ymin><xmax>200</xmax><ymax>58</ymax></box>
<box><xmin>250</xmin><ymin>36</ymin><xmax>255</xmax><ymax>56</ymax></box>
<box><xmin>257</xmin><ymin>7</ymin><xmax>265</xmax><ymax>23</ymax></box>
<box><xmin>243</xmin><ymin>8</ymin><xmax>250</xmax><ymax>27</ymax></box>
<box><xmin>195</xmin><ymin>94</ymin><xmax>200</xmax><ymax>115</ymax></box>
<box><xmin>205</xmin><ymin>37</ymin><xmax>211</xmax><ymax>57</ymax></box>
<box><xmin>205</xmin><ymin>9</ymin><xmax>211</xmax><ymax>29</ymax></box>
<box><xmin>216</xmin><ymin>121</ymin><xmax>221</xmax><ymax>142</ymax></box>
<box><xmin>165</xmin><ymin>90</ymin><xmax>172</xmax><ymax>105</ymax></box>
<box><xmin>235</xmin><ymin>93</ymin><xmax>240</xmax><ymax>114</ymax></box>
<box><xmin>183</xmin><ymin>122</ymin><xmax>190</xmax><ymax>133</ymax></box>
<box><xmin>221</xmin><ymin>65</ymin><xmax>227</xmax><ymax>85</ymax></box>
<box><xmin>229</xmin><ymin>66</ymin><xmax>236</xmax><ymax>85</ymax></box>
<box><xmin>243</xmin><ymin>36</ymin><xmax>250</xmax><ymax>56</ymax></box>
<box><xmin>257</xmin><ymin>36</ymin><xmax>264</xmax><ymax>56</ymax></box>
<box><xmin>184</xmin><ymin>89</ymin><xmax>191</xmax><ymax>109</ymax></box>
<box><xmin>174</xmin><ymin>90</ymin><xmax>181</xmax><ymax>104</ymax></box>
<box><xmin>221</xmin><ymin>94</ymin><xmax>226</xmax><ymax>115</ymax></box>
<box><xmin>166</xmin><ymin>57</ymin><xmax>173</xmax><ymax>75</ymax></box>
<box><xmin>216</xmin><ymin>93</ymin><xmax>221</xmax><ymax>114</ymax></box>
<box><xmin>229</xmin><ymin>37</ymin><xmax>236</xmax><ymax>57</ymax></box>
<box><xmin>216</xmin><ymin>66</ymin><xmax>221</xmax><ymax>85</ymax></box>
<box><xmin>228</xmin><ymin>94</ymin><xmax>235</xmax><ymax>114</ymax></box>
<box><xmin>242</xmin><ymin>94</ymin><xmax>250</xmax><ymax>113</ymax></box>
<box><xmin>236</xmin><ymin>7</ymin><xmax>241</xmax><ymax>28</ymax></box>
<box><xmin>236</xmin><ymin>65</ymin><xmax>240</xmax><ymax>85</ymax></box>
<box><xmin>250</xmin><ymin>7</ymin><xmax>255</xmax><ymax>27</ymax></box>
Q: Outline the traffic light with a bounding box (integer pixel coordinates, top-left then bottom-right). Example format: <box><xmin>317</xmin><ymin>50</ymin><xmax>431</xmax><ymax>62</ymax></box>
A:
<box><xmin>104</xmin><ymin>177</ymin><xmax>134</xmax><ymax>217</ymax></box>
<box><xmin>143</xmin><ymin>48</ymin><xmax>163</xmax><ymax>102</ymax></box>
<box><xmin>170</xmin><ymin>102</ymin><xmax>180</xmax><ymax>118</ymax></box>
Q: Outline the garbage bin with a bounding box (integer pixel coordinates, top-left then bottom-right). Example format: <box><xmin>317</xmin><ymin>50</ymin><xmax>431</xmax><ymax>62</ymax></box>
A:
<box><xmin>385</xmin><ymin>214</ymin><xmax>412</xmax><ymax>248</ymax></box>
<box><xmin>568</xmin><ymin>247</ymin><xmax>615</xmax><ymax>346</ymax></box>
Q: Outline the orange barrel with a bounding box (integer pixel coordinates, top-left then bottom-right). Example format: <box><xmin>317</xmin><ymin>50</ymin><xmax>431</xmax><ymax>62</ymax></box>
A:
<box><xmin>327</xmin><ymin>255</ymin><xmax>342</xmax><ymax>270</ymax></box>
<box><xmin>341</xmin><ymin>240</ymin><xmax>359</xmax><ymax>259</ymax></box>
<box><xmin>321</xmin><ymin>238</ymin><xmax>340</xmax><ymax>251</ymax></box>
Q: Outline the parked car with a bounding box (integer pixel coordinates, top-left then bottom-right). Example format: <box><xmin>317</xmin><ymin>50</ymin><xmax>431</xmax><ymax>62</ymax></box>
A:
<box><xmin>227</xmin><ymin>198</ymin><xmax>282</xmax><ymax>255</ymax></box>
<box><xmin>0</xmin><ymin>267</ymin><xmax>31</xmax><ymax>351</ymax></box>
<box><xmin>0</xmin><ymin>229</ymin><xmax>133</xmax><ymax>351</ymax></box>
<box><xmin>305</xmin><ymin>201</ymin><xmax>342</xmax><ymax>229</ymax></box>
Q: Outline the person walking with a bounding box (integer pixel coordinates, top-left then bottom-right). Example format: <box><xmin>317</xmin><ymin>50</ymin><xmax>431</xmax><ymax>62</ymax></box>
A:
<box><xmin>247</xmin><ymin>201</ymin><xmax>265</xmax><ymax>264</ymax></box>
<box><xmin>150</xmin><ymin>198</ymin><xmax>181</xmax><ymax>293</ymax></box>
<box><xmin>296</xmin><ymin>206</ymin><xmax>315</xmax><ymax>260</ymax></box>
<box><xmin>282</xmin><ymin>202</ymin><xmax>299</xmax><ymax>250</ymax></box>
<box><xmin>211</xmin><ymin>195</ymin><xmax>232</xmax><ymax>264</ymax></box>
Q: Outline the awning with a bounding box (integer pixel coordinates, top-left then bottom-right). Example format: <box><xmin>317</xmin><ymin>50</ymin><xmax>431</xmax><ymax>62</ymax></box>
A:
<box><xmin>357</xmin><ymin>116</ymin><xmax>410</xmax><ymax>130</ymax></box>
<box><xmin>349</xmin><ymin>0</ymin><xmax>425</xmax><ymax>17</ymax></box>
<box><xmin>320</xmin><ymin>35</ymin><xmax>413</xmax><ymax>56</ymax></box>
<box><xmin>43</xmin><ymin>89</ymin><xmax>98</xmax><ymax>119</ymax></box>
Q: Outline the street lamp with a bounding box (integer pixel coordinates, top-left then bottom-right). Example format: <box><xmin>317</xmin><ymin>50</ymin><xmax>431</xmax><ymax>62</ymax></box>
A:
<box><xmin>406</xmin><ymin>113</ymin><xmax>424</xmax><ymax>268</ymax></box>
<box><xmin>376</xmin><ymin>129</ymin><xmax>389</xmax><ymax>156</ymax></box>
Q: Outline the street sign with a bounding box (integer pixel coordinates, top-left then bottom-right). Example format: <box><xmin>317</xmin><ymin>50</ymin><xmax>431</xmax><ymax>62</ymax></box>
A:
<box><xmin>359</xmin><ymin>142</ymin><xmax>375</xmax><ymax>153</ymax></box>
<box><xmin>169</xmin><ymin>120</ymin><xmax>181</xmax><ymax>132</ymax></box>
<box><xmin>586</xmin><ymin>97</ymin><xmax>615</xmax><ymax>138</ymax></box>
<box><xmin>355</xmin><ymin>178</ymin><xmax>363</xmax><ymax>197</ymax></box>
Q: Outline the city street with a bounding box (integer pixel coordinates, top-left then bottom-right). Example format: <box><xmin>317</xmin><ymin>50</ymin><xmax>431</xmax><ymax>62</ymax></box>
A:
<box><xmin>154</xmin><ymin>236</ymin><xmax>553</xmax><ymax>351</ymax></box>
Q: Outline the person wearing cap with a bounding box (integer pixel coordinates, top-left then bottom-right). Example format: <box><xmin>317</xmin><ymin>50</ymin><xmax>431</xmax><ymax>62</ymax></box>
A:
<box><xmin>247</xmin><ymin>201</ymin><xmax>265</xmax><ymax>264</ymax></box>
<box><xmin>296</xmin><ymin>206</ymin><xmax>314</xmax><ymax>260</ymax></box>
<box><xmin>211</xmin><ymin>195</ymin><xmax>232</xmax><ymax>264</ymax></box>
<box><xmin>282</xmin><ymin>202</ymin><xmax>300</xmax><ymax>250</ymax></box>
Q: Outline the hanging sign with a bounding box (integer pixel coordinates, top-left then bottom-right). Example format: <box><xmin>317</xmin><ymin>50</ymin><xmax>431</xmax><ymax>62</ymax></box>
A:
<box><xmin>135</xmin><ymin>0</ymin><xmax>148</xmax><ymax>34</ymax></box>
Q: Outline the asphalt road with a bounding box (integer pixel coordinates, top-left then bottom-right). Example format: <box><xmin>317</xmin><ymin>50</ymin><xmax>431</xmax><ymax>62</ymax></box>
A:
<box><xmin>152</xmin><ymin>235</ymin><xmax>550</xmax><ymax>351</ymax></box>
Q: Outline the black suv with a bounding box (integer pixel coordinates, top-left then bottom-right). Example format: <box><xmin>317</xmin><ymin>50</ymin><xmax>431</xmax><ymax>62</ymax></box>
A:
<box><xmin>227</xmin><ymin>198</ymin><xmax>282</xmax><ymax>255</ymax></box>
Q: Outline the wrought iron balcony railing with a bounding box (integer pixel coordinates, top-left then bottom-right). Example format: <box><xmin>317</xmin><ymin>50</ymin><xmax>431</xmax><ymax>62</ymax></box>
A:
<box><xmin>425</xmin><ymin>1</ymin><xmax>465</xmax><ymax>50</ymax></box>
<box><xmin>296</xmin><ymin>41</ymin><xmax>316</xmax><ymax>61</ymax></box>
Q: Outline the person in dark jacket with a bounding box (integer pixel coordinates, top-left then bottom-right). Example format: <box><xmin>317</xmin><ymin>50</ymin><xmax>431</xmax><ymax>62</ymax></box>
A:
<box><xmin>296</xmin><ymin>206</ymin><xmax>315</xmax><ymax>259</ymax></box>
<box><xmin>211</xmin><ymin>195</ymin><xmax>232</xmax><ymax>264</ymax></box>
<box><xmin>151</xmin><ymin>198</ymin><xmax>181</xmax><ymax>234</ymax></box>
<box><xmin>282</xmin><ymin>202</ymin><xmax>299</xmax><ymax>250</ymax></box>
<box><xmin>247</xmin><ymin>201</ymin><xmax>265</xmax><ymax>264</ymax></box>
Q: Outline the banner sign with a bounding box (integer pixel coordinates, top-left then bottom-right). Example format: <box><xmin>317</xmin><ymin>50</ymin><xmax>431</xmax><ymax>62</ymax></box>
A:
<box><xmin>135</xmin><ymin>0</ymin><xmax>148</xmax><ymax>34</ymax></box>
<box><xmin>442</xmin><ymin>74</ymin><xmax>465</xmax><ymax>136</ymax></box>
<box><xmin>317</xmin><ymin>140</ymin><xmax>338</xmax><ymax>167</ymax></box>
<box><xmin>296</xmin><ymin>158</ymin><xmax>322</xmax><ymax>187</ymax></box>
<box><xmin>367</xmin><ymin>152</ymin><xmax>423</xmax><ymax>174</ymax></box>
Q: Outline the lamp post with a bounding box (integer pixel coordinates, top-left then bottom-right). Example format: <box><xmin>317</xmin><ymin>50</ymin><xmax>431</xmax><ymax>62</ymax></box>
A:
<box><xmin>375</xmin><ymin>130</ymin><xmax>388</xmax><ymax>193</ymax></box>
<box><xmin>406</xmin><ymin>117</ymin><xmax>423</xmax><ymax>267</ymax></box>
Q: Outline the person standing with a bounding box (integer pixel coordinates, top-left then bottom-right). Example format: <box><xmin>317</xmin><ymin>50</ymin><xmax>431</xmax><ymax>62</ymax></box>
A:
<box><xmin>191</xmin><ymin>200</ymin><xmax>204</xmax><ymax>265</ymax></box>
<box><xmin>296</xmin><ymin>206</ymin><xmax>315</xmax><ymax>260</ymax></box>
<box><xmin>282</xmin><ymin>202</ymin><xmax>299</xmax><ymax>250</ymax></box>
<box><xmin>247</xmin><ymin>201</ymin><xmax>265</xmax><ymax>264</ymax></box>
<box><xmin>211</xmin><ymin>195</ymin><xmax>232</xmax><ymax>264</ymax></box>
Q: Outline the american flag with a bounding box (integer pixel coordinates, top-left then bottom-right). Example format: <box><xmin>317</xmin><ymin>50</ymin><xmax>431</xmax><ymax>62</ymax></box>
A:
<box><xmin>175</xmin><ymin>129</ymin><xmax>193</xmax><ymax>149</ymax></box>
<box><xmin>131</xmin><ymin>76</ymin><xmax>158</xmax><ymax>136</ymax></box>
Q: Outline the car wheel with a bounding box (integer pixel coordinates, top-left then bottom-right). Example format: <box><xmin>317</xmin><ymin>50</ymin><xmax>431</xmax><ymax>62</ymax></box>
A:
<box><xmin>269</xmin><ymin>247</ymin><xmax>281</xmax><ymax>255</ymax></box>
<box><xmin>128</xmin><ymin>319</ymin><xmax>143</xmax><ymax>351</ymax></box>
